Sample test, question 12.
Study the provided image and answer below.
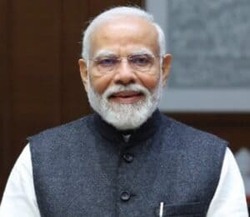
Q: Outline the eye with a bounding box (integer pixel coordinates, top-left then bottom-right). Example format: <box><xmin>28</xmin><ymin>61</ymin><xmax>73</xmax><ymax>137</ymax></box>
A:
<box><xmin>95</xmin><ymin>56</ymin><xmax>119</xmax><ymax>68</ymax></box>
<box><xmin>129</xmin><ymin>54</ymin><xmax>153</xmax><ymax>66</ymax></box>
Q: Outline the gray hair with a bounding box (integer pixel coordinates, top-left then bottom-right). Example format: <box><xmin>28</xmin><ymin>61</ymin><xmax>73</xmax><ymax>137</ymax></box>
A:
<box><xmin>81</xmin><ymin>6</ymin><xmax>166</xmax><ymax>60</ymax></box>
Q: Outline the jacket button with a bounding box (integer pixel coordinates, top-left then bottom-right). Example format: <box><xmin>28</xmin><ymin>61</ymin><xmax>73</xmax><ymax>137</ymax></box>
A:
<box><xmin>122</xmin><ymin>153</ymin><xmax>134</xmax><ymax>163</ymax></box>
<box><xmin>120</xmin><ymin>191</ymin><xmax>131</xmax><ymax>201</ymax></box>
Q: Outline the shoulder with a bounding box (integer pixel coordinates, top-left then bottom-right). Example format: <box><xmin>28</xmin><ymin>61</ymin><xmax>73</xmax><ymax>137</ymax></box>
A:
<box><xmin>160</xmin><ymin>113</ymin><xmax>228</xmax><ymax>147</ymax></box>
<box><xmin>28</xmin><ymin>114</ymin><xmax>95</xmax><ymax>152</ymax></box>
<box><xmin>29</xmin><ymin>114</ymin><xmax>92</xmax><ymax>141</ymax></box>
<box><xmin>159</xmin><ymin>113</ymin><xmax>228</xmax><ymax>163</ymax></box>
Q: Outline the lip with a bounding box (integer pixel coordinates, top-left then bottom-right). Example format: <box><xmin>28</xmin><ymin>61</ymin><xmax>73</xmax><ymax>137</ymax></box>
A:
<box><xmin>109</xmin><ymin>91</ymin><xmax>144</xmax><ymax>104</ymax></box>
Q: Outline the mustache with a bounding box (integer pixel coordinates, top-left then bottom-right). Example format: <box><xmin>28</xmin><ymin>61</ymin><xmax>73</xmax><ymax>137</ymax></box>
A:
<box><xmin>103</xmin><ymin>84</ymin><xmax>150</xmax><ymax>99</ymax></box>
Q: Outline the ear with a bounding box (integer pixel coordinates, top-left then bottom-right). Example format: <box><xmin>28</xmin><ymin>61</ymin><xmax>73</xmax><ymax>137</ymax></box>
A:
<box><xmin>161</xmin><ymin>54</ymin><xmax>172</xmax><ymax>86</ymax></box>
<box><xmin>78</xmin><ymin>58</ymin><xmax>88</xmax><ymax>92</ymax></box>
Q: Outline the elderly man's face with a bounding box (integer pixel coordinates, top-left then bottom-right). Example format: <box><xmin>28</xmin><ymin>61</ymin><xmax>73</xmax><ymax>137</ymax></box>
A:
<box><xmin>79</xmin><ymin>16</ymin><xmax>171</xmax><ymax>130</ymax></box>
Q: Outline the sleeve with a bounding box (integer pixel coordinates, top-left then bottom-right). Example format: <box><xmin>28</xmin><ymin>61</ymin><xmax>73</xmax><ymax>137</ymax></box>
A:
<box><xmin>0</xmin><ymin>144</ymin><xmax>41</xmax><ymax>217</ymax></box>
<box><xmin>206</xmin><ymin>147</ymin><xmax>249</xmax><ymax>217</ymax></box>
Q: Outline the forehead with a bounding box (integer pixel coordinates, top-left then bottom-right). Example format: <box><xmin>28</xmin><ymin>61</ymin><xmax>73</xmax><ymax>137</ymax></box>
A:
<box><xmin>89</xmin><ymin>16</ymin><xmax>159</xmax><ymax>57</ymax></box>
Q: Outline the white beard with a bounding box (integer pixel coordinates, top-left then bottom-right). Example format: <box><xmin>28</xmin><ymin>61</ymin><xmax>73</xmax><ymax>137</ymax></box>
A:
<box><xmin>86</xmin><ymin>79</ymin><xmax>163</xmax><ymax>130</ymax></box>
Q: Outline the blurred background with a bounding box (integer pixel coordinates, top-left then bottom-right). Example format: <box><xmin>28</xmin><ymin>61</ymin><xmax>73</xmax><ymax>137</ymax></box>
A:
<box><xmin>0</xmin><ymin>0</ymin><xmax>249</xmax><ymax>209</ymax></box>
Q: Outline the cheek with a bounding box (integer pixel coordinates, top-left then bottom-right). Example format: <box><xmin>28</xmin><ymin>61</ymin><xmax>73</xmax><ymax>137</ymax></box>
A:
<box><xmin>137</xmin><ymin>64</ymin><xmax>162</xmax><ymax>91</ymax></box>
<box><xmin>138</xmin><ymin>73</ymin><xmax>160</xmax><ymax>91</ymax></box>
<box><xmin>89</xmin><ymin>73</ymin><xmax>114</xmax><ymax>94</ymax></box>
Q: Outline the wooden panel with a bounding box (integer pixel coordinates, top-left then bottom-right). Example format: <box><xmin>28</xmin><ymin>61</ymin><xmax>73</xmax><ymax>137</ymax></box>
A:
<box><xmin>60</xmin><ymin>1</ymin><xmax>91</xmax><ymax>122</ymax></box>
<box><xmin>0</xmin><ymin>0</ymin><xmax>11</xmax><ymax>196</ymax></box>
<box><xmin>9</xmin><ymin>0</ymin><xmax>63</xmax><ymax>155</ymax></box>
<box><xmin>11</xmin><ymin>1</ymin><xmax>63</xmax><ymax>118</ymax></box>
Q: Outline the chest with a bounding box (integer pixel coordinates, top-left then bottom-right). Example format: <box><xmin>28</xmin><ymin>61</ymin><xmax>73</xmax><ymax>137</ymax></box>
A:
<box><xmin>34</xmin><ymin>136</ymin><xmax>211</xmax><ymax>217</ymax></box>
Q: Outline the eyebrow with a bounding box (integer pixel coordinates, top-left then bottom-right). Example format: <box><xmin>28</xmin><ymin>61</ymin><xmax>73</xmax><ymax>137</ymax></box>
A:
<box><xmin>92</xmin><ymin>50</ymin><xmax>116</xmax><ymax>59</ymax></box>
<box><xmin>129</xmin><ymin>49</ymin><xmax>154</xmax><ymax>57</ymax></box>
<box><xmin>92</xmin><ymin>48</ymin><xmax>155</xmax><ymax>59</ymax></box>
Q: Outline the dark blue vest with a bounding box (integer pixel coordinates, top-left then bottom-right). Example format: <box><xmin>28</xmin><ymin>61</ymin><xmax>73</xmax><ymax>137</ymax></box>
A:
<box><xmin>29</xmin><ymin>110</ymin><xmax>227</xmax><ymax>217</ymax></box>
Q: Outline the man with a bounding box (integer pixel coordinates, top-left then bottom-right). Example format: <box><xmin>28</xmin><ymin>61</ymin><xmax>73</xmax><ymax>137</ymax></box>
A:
<box><xmin>0</xmin><ymin>6</ymin><xmax>248</xmax><ymax>217</ymax></box>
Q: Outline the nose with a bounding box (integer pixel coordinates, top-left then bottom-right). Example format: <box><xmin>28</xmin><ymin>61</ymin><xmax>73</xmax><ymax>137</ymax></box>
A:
<box><xmin>113</xmin><ymin>59</ymin><xmax>137</xmax><ymax>85</ymax></box>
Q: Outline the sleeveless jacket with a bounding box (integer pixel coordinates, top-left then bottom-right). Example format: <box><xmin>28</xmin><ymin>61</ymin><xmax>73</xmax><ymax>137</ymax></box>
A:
<box><xmin>29</xmin><ymin>110</ymin><xmax>227</xmax><ymax>217</ymax></box>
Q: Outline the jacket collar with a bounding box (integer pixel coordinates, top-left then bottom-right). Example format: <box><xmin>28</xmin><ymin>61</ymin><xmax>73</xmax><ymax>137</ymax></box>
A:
<box><xmin>92</xmin><ymin>109</ymin><xmax>162</xmax><ymax>145</ymax></box>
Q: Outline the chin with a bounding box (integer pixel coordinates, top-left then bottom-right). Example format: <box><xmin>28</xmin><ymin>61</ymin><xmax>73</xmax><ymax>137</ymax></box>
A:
<box><xmin>100</xmin><ymin>101</ymin><xmax>157</xmax><ymax>130</ymax></box>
